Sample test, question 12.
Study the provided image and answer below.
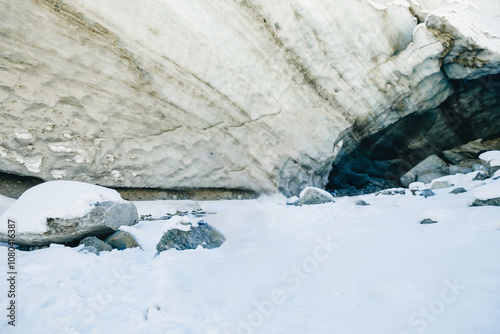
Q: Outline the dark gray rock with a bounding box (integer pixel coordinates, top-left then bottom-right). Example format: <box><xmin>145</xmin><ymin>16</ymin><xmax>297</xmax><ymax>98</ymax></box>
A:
<box><xmin>18</xmin><ymin>245</ymin><xmax>49</xmax><ymax>252</ymax></box>
<box><xmin>355</xmin><ymin>200</ymin><xmax>370</xmax><ymax>206</ymax></box>
<box><xmin>420</xmin><ymin>218</ymin><xmax>438</xmax><ymax>225</ymax></box>
<box><xmin>79</xmin><ymin>236</ymin><xmax>112</xmax><ymax>253</ymax></box>
<box><xmin>419</xmin><ymin>189</ymin><xmax>435</xmax><ymax>198</ymax></box>
<box><xmin>472</xmin><ymin>198</ymin><xmax>500</xmax><ymax>207</ymax></box>
<box><xmin>105</xmin><ymin>231</ymin><xmax>140</xmax><ymax>250</ymax></box>
<box><xmin>450</xmin><ymin>187</ymin><xmax>467</xmax><ymax>194</ymax></box>
<box><xmin>0</xmin><ymin>201</ymin><xmax>138</xmax><ymax>246</ymax></box>
<box><xmin>473</xmin><ymin>172</ymin><xmax>489</xmax><ymax>181</ymax></box>
<box><xmin>299</xmin><ymin>187</ymin><xmax>335</xmax><ymax>205</ymax></box>
<box><xmin>156</xmin><ymin>222</ymin><xmax>225</xmax><ymax>253</ymax></box>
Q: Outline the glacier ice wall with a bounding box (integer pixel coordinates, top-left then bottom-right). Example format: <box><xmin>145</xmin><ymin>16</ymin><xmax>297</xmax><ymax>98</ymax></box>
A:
<box><xmin>1</xmin><ymin>0</ymin><xmax>499</xmax><ymax>195</ymax></box>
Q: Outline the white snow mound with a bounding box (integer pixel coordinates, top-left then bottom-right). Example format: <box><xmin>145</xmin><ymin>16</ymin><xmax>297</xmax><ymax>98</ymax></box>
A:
<box><xmin>472</xmin><ymin>179</ymin><xmax>500</xmax><ymax>201</ymax></box>
<box><xmin>480</xmin><ymin>150</ymin><xmax>500</xmax><ymax>167</ymax></box>
<box><xmin>0</xmin><ymin>181</ymin><xmax>123</xmax><ymax>233</ymax></box>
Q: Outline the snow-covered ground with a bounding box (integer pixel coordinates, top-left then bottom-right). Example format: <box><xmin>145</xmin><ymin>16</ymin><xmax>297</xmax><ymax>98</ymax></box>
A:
<box><xmin>1</xmin><ymin>173</ymin><xmax>500</xmax><ymax>333</ymax></box>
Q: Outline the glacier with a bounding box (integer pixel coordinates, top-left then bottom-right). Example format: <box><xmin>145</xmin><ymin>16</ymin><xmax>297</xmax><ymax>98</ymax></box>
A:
<box><xmin>1</xmin><ymin>0</ymin><xmax>499</xmax><ymax>195</ymax></box>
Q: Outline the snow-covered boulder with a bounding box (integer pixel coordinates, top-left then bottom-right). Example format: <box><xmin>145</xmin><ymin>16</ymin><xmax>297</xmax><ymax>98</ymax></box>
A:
<box><xmin>480</xmin><ymin>151</ymin><xmax>500</xmax><ymax>168</ymax></box>
<box><xmin>0</xmin><ymin>181</ymin><xmax>138</xmax><ymax>246</ymax></box>
<box><xmin>299</xmin><ymin>187</ymin><xmax>335</xmax><ymax>205</ymax></box>
<box><xmin>156</xmin><ymin>221</ymin><xmax>225</xmax><ymax>253</ymax></box>
<box><xmin>472</xmin><ymin>179</ymin><xmax>500</xmax><ymax>207</ymax></box>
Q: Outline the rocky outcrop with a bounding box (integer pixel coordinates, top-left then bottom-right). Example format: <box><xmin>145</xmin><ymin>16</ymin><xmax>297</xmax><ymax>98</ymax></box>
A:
<box><xmin>1</xmin><ymin>1</ymin><xmax>499</xmax><ymax>196</ymax></box>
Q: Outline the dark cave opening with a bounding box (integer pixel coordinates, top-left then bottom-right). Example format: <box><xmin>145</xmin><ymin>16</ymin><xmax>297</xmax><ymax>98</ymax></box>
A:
<box><xmin>326</xmin><ymin>74</ymin><xmax>500</xmax><ymax>194</ymax></box>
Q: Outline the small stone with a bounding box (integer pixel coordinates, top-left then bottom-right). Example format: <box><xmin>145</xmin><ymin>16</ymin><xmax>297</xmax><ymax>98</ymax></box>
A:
<box><xmin>420</xmin><ymin>218</ymin><xmax>438</xmax><ymax>225</ymax></box>
<box><xmin>449</xmin><ymin>187</ymin><xmax>467</xmax><ymax>194</ymax></box>
<box><xmin>355</xmin><ymin>200</ymin><xmax>370</xmax><ymax>206</ymax></box>
<box><xmin>376</xmin><ymin>189</ymin><xmax>406</xmax><ymax>196</ymax></box>
<box><xmin>431</xmin><ymin>180</ymin><xmax>454</xmax><ymax>189</ymax></box>
<box><xmin>105</xmin><ymin>231</ymin><xmax>140</xmax><ymax>250</ymax></box>
<box><xmin>419</xmin><ymin>189</ymin><xmax>435</xmax><ymax>198</ymax></box>
<box><xmin>79</xmin><ymin>236</ymin><xmax>112</xmax><ymax>253</ymax></box>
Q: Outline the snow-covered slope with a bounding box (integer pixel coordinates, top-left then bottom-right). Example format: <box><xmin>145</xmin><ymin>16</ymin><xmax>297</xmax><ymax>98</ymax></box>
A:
<box><xmin>1</xmin><ymin>0</ymin><xmax>499</xmax><ymax>195</ymax></box>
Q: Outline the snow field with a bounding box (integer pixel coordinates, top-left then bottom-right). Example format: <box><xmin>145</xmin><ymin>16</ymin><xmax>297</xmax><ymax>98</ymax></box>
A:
<box><xmin>0</xmin><ymin>171</ymin><xmax>499</xmax><ymax>333</ymax></box>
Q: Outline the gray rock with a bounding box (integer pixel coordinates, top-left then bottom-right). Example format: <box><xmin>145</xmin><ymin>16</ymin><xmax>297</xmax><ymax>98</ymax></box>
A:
<box><xmin>449</xmin><ymin>165</ymin><xmax>473</xmax><ymax>175</ymax></box>
<box><xmin>105</xmin><ymin>231</ymin><xmax>140</xmax><ymax>250</ymax></box>
<box><xmin>0</xmin><ymin>201</ymin><xmax>138</xmax><ymax>246</ymax></box>
<box><xmin>431</xmin><ymin>180</ymin><xmax>454</xmax><ymax>189</ymax></box>
<box><xmin>401</xmin><ymin>155</ymin><xmax>448</xmax><ymax>187</ymax></box>
<box><xmin>355</xmin><ymin>200</ymin><xmax>370</xmax><ymax>206</ymax></box>
<box><xmin>79</xmin><ymin>236</ymin><xmax>112</xmax><ymax>253</ymax></box>
<box><xmin>420</xmin><ymin>218</ymin><xmax>438</xmax><ymax>224</ymax></box>
<box><xmin>156</xmin><ymin>222</ymin><xmax>225</xmax><ymax>253</ymax></box>
<box><xmin>449</xmin><ymin>187</ymin><xmax>467</xmax><ymax>194</ymax></box>
<box><xmin>472</xmin><ymin>198</ymin><xmax>500</xmax><ymax>207</ymax></box>
<box><xmin>299</xmin><ymin>188</ymin><xmax>335</xmax><ymax>205</ymax></box>
<box><xmin>419</xmin><ymin>189</ymin><xmax>436</xmax><ymax>198</ymax></box>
